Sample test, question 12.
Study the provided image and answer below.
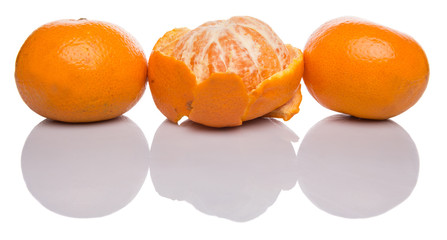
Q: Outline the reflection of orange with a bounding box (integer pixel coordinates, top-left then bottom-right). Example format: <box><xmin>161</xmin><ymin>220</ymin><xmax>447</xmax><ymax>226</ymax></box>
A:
<box><xmin>15</xmin><ymin>19</ymin><xmax>147</xmax><ymax>123</ymax></box>
<box><xmin>303</xmin><ymin>17</ymin><xmax>429</xmax><ymax>120</ymax></box>
<box><xmin>148</xmin><ymin>16</ymin><xmax>304</xmax><ymax>127</ymax></box>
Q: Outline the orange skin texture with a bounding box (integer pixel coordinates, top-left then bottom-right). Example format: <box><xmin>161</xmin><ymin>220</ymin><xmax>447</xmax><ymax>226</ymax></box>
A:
<box><xmin>148</xmin><ymin>17</ymin><xmax>303</xmax><ymax>127</ymax></box>
<box><xmin>245</xmin><ymin>46</ymin><xmax>303</xmax><ymax>121</ymax></box>
<box><xmin>189</xmin><ymin>72</ymin><xmax>249</xmax><ymax>127</ymax></box>
<box><xmin>303</xmin><ymin>17</ymin><xmax>429</xmax><ymax>120</ymax></box>
<box><xmin>15</xmin><ymin>19</ymin><xmax>147</xmax><ymax>122</ymax></box>
<box><xmin>148</xmin><ymin>51</ymin><xmax>196</xmax><ymax>122</ymax></box>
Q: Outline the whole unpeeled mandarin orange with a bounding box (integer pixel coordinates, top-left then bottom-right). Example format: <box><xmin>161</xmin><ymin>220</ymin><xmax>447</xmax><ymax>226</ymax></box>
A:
<box><xmin>15</xmin><ymin>19</ymin><xmax>147</xmax><ymax>123</ymax></box>
<box><xmin>303</xmin><ymin>17</ymin><xmax>429</xmax><ymax>120</ymax></box>
<box><xmin>148</xmin><ymin>16</ymin><xmax>304</xmax><ymax>127</ymax></box>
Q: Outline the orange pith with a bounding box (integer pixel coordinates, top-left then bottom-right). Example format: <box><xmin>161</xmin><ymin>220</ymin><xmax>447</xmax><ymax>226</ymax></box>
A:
<box><xmin>15</xmin><ymin>19</ymin><xmax>147</xmax><ymax>123</ymax></box>
<box><xmin>148</xmin><ymin>16</ymin><xmax>304</xmax><ymax>127</ymax></box>
<box><xmin>303</xmin><ymin>17</ymin><xmax>429</xmax><ymax>120</ymax></box>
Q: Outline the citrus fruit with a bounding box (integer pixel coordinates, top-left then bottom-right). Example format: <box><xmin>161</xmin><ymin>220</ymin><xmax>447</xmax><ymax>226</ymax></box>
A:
<box><xmin>148</xmin><ymin>16</ymin><xmax>304</xmax><ymax>127</ymax></box>
<box><xmin>303</xmin><ymin>17</ymin><xmax>429</xmax><ymax>120</ymax></box>
<box><xmin>15</xmin><ymin>19</ymin><xmax>147</xmax><ymax>123</ymax></box>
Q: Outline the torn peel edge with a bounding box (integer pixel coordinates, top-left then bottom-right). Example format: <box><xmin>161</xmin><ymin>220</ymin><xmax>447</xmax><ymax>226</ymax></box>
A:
<box><xmin>148</xmin><ymin>50</ymin><xmax>197</xmax><ymax>124</ymax></box>
<box><xmin>149</xmin><ymin>28</ymin><xmax>194</xmax><ymax>124</ymax></box>
<box><xmin>153</xmin><ymin>28</ymin><xmax>190</xmax><ymax>56</ymax></box>
<box><xmin>149</xmin><ymin>50</ymin><xmax>248</xmax><ymax>128</ymax></box>
<box><xmin>265</xmin><ymin>83</ymin><xmax>303</xmax><ymax>121</ymax></box>
<box><xmin>189</xmin><ymin>72</ymin><xmax>249</xmax><ymax>128</ymax></box>
<box><xmin>242</xmin><ymin>49</ymin><xmax>304</xmax><ymax>121</ymax></box>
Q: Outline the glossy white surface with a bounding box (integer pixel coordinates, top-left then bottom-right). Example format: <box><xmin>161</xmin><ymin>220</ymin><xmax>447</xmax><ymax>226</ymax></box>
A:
<box><xmin>150</xmin><ymin>118</ymin><xmax>299</xmax><ymax>222</ymax></box>
<box><xmin>22</xmin><ymin>117</ymin><xmax>149</xmax><ymax>218</ymax></box>
<box><xmin>297</xmin><ymin>115</ymin><xmax>419</xmax><ymax>219</ymax></box>
<box><xmin>1</xmin><ymin>0</ymin><xmax>446</xmax><ymax>239</ymax></box>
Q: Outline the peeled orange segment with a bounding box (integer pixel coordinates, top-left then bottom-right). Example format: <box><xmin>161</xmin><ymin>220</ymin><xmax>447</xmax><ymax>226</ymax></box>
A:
<box><xmin>148</xmin><ymin>16</ymin><xmax>304</xmax><ymax>127</ymax></box>
<box><xmin>148</xmin><ymin>51</ymin><xmax>196</xmax><ymax>123</ymax></box>
<box><xmin>243</xmin><ymin>51</ymin><xmax>303</xmax><ymax>121</ymax></box>
<box><xmin>172</xmin><ymin>16</ymin><xmax>291</xmax><ymax>92</ymax></box>
<box><xmin>189</xmin><ymin>73</ymin><xmax>249</xmax><ymax>127</ymax></box>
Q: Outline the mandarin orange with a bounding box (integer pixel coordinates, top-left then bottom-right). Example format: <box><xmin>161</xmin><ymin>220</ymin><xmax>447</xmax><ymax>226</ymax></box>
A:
<box><xmin>148</xmin><ymin>16</ymin><xmax>304</xmax><ymax>127</ymax></box>
<box><xmin>15</xmin><ymin>19</ymin><xmax>147</xmax><ymax>122</ymax></box>
<box><xmin>303</xmin><ymin>17</ymin><xmax>429</xmax><ymax>120</ymax></box>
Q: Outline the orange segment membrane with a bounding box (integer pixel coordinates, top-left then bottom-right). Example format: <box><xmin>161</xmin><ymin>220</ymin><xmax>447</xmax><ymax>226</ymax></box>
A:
<box><xmin>172</xmin><ymin>16</ymin><xmax>291</xmax><ymax>91</ymax></box>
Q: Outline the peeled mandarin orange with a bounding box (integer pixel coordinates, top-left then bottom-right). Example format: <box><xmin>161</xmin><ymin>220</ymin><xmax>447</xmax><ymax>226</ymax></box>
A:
<box><xmin>303</xmin><ymin>17</ymin><xmax>429</xmax><ymax>120</ymax></box>
<box><xmin>15</xmin><ymin>19</ymin><xmax>147</xmax><ymax>123</ymax></box>
<box><xmin>148</xmin><ymin>16</ymin><xmax>304</xmax><ymax>127</ymax></box>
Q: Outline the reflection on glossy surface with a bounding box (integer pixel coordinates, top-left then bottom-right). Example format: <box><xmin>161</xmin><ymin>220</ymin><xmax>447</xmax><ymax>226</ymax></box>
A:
<box><xmin>149</xmin><ymin>118</ymin><xmax>299</xmax><ymax>222</ymax></box>
<box><xmin>297</xmin><ymin>115</ymin><xmax>419</xmax><ymax>218</ymax></box>
<box><xmin>21</xmin><ymin>116</ymin><xmax>150</xmax><ymax>218</ymax></box>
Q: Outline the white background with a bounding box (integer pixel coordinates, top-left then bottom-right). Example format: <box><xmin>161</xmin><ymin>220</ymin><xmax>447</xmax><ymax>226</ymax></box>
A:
<box><xmin>1</xmin><ymin>0</ymin><xmax>446</xmax><ymax>239</ymax></box>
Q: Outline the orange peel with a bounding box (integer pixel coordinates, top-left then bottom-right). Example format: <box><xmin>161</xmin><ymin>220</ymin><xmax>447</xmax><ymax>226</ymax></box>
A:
<box><xmin>148</xmin><ymin>17</ymin><xmax>304</xmax><ymax>127</ymax></box>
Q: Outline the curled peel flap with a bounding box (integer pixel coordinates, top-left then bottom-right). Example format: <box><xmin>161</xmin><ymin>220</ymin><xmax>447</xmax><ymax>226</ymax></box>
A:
<box><xmin>265</xmin><ymin>84</ymin><xmax>302</xmax><ymax>121</ymax></box>
<box><xmin>243</xmin><ymin>52</ymin><xmax>304</xmax><ymax>121</ymax></box>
